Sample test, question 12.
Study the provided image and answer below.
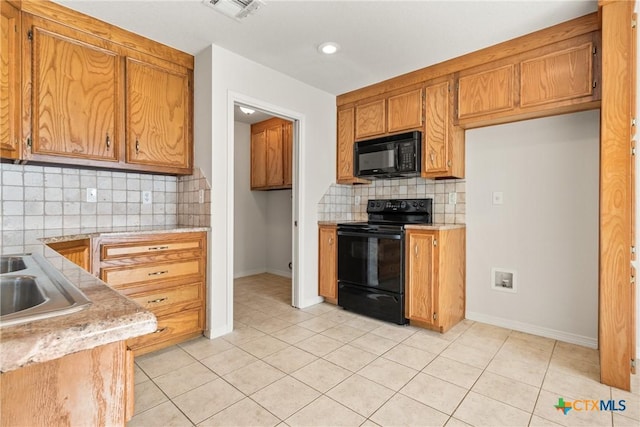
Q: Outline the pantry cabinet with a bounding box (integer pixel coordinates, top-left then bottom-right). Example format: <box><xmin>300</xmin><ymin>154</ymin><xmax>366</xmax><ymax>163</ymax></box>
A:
<box><xmin>93</xmin><ymin>231</ymin><xmax>207</xmax><ymax>355</ymax></box>
<box><xmin>318</xmin><ymin>224</ymin><xmax>338</xmax><ymax>304</ymax></box>
<box><xmin>456</xmin><ymin>32</ymin><xmax>600</xmax><ymax>128</ymax></box>
<box><xmin>423</xmin><ymin>79</ymin><xmax>465</xmax><ymax>179</ymax></box>
<box><xmin>0</xmin><ymin>1</ymin><xmax>21</xmax><ymax>160</ymax></box>
<box><xmin>125</xmin><ymin>58</ymin><xmax>191</xmax><ymax>172</ymax></box>
<box><xmin>9</xmin><ymin>1</ymin><xmax>194</xmax><ymax>175</ymax></box>
<box><xmin>251</xmin><ymin>117</ymin><xmax>292</xmax><ymax>190</ymax></box>
<box><xmin>405</xmin><ymin>227</ymin><xmax>465</xmax><ymax>333</ymax></box>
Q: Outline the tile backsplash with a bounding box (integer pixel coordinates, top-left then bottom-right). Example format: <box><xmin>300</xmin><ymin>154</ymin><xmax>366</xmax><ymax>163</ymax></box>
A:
<box><xmin>318</xmin><ymin>178</ymin><xmax>466</xmax><ymax>224</ymax></box>
<box><xmin>1</xmin><ymin>164</ymin><xmax>178</xmax><ymax>233</ymax></box>
<box><xmin>177</xmin><ymin>168</ymin><xmax>211</xmax><ymax>227</ymax></box>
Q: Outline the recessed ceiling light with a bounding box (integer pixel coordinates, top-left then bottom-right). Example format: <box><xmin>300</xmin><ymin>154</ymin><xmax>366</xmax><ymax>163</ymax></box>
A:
<box><xmin>239</xmin><ymin>106</ymin><xmax>255</xmax><ymax>115</ymax></box>
<box><xmin>318</xmin><ymin>42</ymin><xmax>340</xmax><ymax>55</ymax></box>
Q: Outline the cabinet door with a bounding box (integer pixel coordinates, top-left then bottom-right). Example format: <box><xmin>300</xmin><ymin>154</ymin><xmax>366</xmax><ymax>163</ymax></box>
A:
<box><xmin>457</xmin><ymin>64</ymin><xmax>514</xmax><ymax>120</ymax></box>
<box><xmin>0</xmin><ymin>2</ymin><xmax>20</xmax><ymax>160</ymax></box>
<box><xmin>424</xmin><ymin>82</ymin><xmax>450</xmax><ymax>175</ymax></box>
<box><xmin>388</xmin><ymin>89</ymin><xmax>423</xmax><ymax>133</ymax></box>
<box><xmin>251</xmin><ymin>129</ymin><xmax>267</xmax><ymax>189</ymax></box>
<box><xmin>266</xmin><ymin>122</ymin><xmax>284</xmax><ymax>187</ymax></box>
<box><xmin>355</xmin><ymin>99</ymin><xmax>386</xmax><ymax>139</ymax></box>
<box><xmin>283</xmin><ymin>121</ymin><xmax>293</xmax><ymax>187</ymax></box>
<box><xmin>520</xmin><ymin>42</ymin><xmax>594</xmax><ymax>108</ymax></box>
<box><xmin>318</xmin><ymin>226</ymin><xmax>337</xmax><ymax>304</ymax></box>
<box><xmin>406</xmin><ymin>231</ymin><xmax>436</xmax><ymax>324</ymax></box>
<box><xmin>126</xmin><ymin>58</ymin><xmax>190</xmax><ymax>169</ymax></box>
<box><xmin>31</xmin><ymin>26</ymin><xmax>119</xmax><ymax>161</ymax></box>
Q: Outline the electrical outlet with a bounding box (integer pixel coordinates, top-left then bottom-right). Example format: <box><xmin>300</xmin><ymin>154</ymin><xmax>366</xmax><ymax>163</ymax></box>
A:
<box><xmin>198</xmin><ymin>189</ymin><xmax>205</xmax><ymax>204</ymax></box>
<box><xmin>448</xmin><ymin>192</ymin><xmax>457</xmax><ymax>204</ymax></box>
<box><xmin>142</xmin><ymin>191</ymin><xmax>152</xmax><ymax>205</ymax></box>
<box><xmin>355</xmin><ymin>195</ymin><xmax>361</xmax><ymax>205</ymax></box>
<box><xmin>86</xmin><ymin>188</ymin><xmax>97</xmax><ymax>203</ymax></box>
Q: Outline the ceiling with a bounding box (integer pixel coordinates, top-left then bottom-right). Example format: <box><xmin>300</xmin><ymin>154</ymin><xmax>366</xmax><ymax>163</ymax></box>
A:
<box><xmin>55</xmin><ymin>0</ymin><xmax>598</xmax><ymax>96</ymax></box>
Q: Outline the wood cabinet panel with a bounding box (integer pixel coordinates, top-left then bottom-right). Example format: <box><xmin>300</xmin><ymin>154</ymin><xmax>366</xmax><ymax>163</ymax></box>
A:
<box><xmin>0</xmin><ymin>2</ymin><xmax>21</xmax><ymax>160</ymax></box>
<box><xmin>101</xmin><ymin>239</ymin><xmax>201</xmax><ymax>260</ymax></box>
<box><xmin>31</xmin><ymin>26</ymin><xmax>119</xmax><ymax>161</ymax></box>
<box><xmin>125</xmin><ymin>347</ymin><xmax>135</xmax><ymax>422</ymax></box>
<box><xmin>0</xmin><ymin>342</ymin><xmax>127</xmax><ymax>426</ymax></box>
<box><xmin>126</xmin><ymin>58</ymin><xmax>190</xmax><ymax>170</ymax></box>
<box><xmin>405</xmin><ymin>228</ymin><xmax>465</xmax><ymax>333</ymax></box>
<box><xmin>318</xmin><ymin>225</ymin><xmax>337</xmax><ymax>304</ymax></box>
<box><xmin>102</xmin><ymin>258</ymin><xmax>201</xmax><ymax>287</ymax></box>
<box><xmin>457</xmin><ymin>64</ymin><xmax>515</xmax><ymax>119</ymax></box>
<box><xmin>388</xmin><ymin>89</ymin><xmax>423</xmax><ymax>133</ymax></box>
<box><xmin>47</xmin><ymin>239</ymin><xmax>91</xmax><ymax>271</ymax></box>
<box><xmin>424</xmin><ymin>82</ymin><xmax>449</xmax><ymax>175</ymax></box>
<box><xmin>520</xmin><ymin>42</ymin><xmax>594</xmax><ymax>108</ymax></box>
<box><xmin>266</xmin><ymin>123</ymin><xmax>284</xmax><ymax>187</ymax></box>
<box><xmin>126</xmin><ymin>308</ymin><xmax>202</xmax><ymax>354</ymax></box>
<box><xmin>283</xmin><ymin>121</ymin><xmax>293</xmax><ymax>186</ymax></box>
<box><xmin>336</xmin><ymin>107</ymin><xmax>368</xmax><ymax>185</ymax></box>
<box><xmin>126</xmin><ymin>282</ymin><xmax>201</xmax><ymax>312</ymax></box>
<box><xmin>250</xmin><ymin>117</ymin><xmax>292</xmax><ymax>190</ymax></box>
<box><xmin>405</xmin><ymin>232</ymin><xmax>436</xmax><ymax>324</ymax></box>
<box><xmin>355</xmin><ymin>99</ymin><xmax>386</xmax><ymax>139</ymax></box>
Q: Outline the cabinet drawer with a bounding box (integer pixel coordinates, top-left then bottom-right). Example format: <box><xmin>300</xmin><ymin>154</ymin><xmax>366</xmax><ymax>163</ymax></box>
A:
<box><xmin>127</xmin><ymin>308</ymin><xmax>202</xmax><ymax>350</ymax></box>
<box><xmin>127</xmin><ymin>282</ymin><xmax>201</xmax><ymax>311</ymax></box>
<box><xmin>101</xmin><ymin>240</ymin><xmax>201</xmax><ymax>260</ymax></box>
<box><xmin>103</xmin><ymin>259</ymin><xmax>201</xmax><ymax>287</ymax></box>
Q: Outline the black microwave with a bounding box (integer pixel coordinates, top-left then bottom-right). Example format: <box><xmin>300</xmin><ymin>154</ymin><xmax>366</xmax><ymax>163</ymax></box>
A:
<box><xmin>354</xmin><ymin>131</ymin><xmax>421</xmax><ymax>179</ymax></box>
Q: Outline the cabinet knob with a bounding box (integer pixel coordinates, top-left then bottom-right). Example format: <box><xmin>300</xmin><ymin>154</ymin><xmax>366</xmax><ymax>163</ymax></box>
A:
<box><xmin>135</xmin><ymin>138</ymin><xmax>140</xmax><ymax>154</ymax></box>
<box><xmin>148</xmin><ymin>297</ymin><xmax>168</xmax><ymax>304</ymax></box>
<box><xmin>414</xmin><ymin>244</ymin><xmax>419</xmax><ymax>256</ymax></box>
<box><xmin>106</xmin><ymin>133</ymin><xmax>111</xmax><ymax>150</ymax></box>
<box><xmin>148</xmin><ymin>270</ymin><xmax>169</xmax><ymax>276</ymax></box>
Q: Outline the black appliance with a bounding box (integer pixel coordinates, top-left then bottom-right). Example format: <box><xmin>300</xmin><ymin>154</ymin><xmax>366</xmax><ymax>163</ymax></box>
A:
<box><xmin>337</xmin><ymin>198</ymin><xmax>433</xmax><ymax>325</ymax></box>
<box><xmin>354</xmin><ymin>131</ymin><xmax>421</xmax><ymax>179</ymax></box>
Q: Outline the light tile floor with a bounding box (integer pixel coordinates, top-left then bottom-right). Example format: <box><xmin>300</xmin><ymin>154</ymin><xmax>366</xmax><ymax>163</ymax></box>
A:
<box><xmin>129</xmin><ymin>273</ymin><xmax>640</xmax><ymax>427</ymax></box>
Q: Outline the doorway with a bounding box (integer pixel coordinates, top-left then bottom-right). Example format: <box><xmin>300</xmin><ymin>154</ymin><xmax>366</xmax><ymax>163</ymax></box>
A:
<box><xmin>230</xmin><ymin>97</ymin><xmax>300</xmax><ymax>326</ymax></box>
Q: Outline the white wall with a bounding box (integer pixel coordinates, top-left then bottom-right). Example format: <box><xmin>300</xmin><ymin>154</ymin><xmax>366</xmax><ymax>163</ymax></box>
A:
<box><xmin>266</xmin><ymin>189</ymin><xmax>293</xmax><ymax>277</ymax></box>
<box><xmin>233</xmin><ymin>122</ymin><xmax>268</xmax><ymax>277</ymax></box>
<box><xmin>233</xmin><ymin>121</ymin><xmax>292</xmax><ymax>278</ymax></box>
<box><xmin>195</xmin><ymin>45</ymin><xmax>335</xmax><ymax>337</ymax></box>
<box><xmin>466</xmin><ymin>110</ymin><xmax>600</xmax><ymax>347</ymax></box>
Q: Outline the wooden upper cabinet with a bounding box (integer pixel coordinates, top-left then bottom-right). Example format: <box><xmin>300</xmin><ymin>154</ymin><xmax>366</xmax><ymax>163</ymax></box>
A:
<box><xmin>388</xmin><ymin>89</ymin><xmax>423</xmax><ymax>133</ymax></box>
<box><xmin>520</xmin><ymin>41</ymin><xmax>594</xmax><ymax>108</ymax></box>
<box><xmin>423</xmin><ymin>79</ymin><xmax>465</xmax><ymax>179</ymax></box>
<box><xmin>355</xmin><ymin>99</ymin><xmax>386</xmax><ymax>139</ymax></box>
<box><xmin>1</xmin><ymin>1</ymin><xmax>21</xmax><ymax>160</ymax></box>
<box><xmin>336</xmin><ymin>107</ymin><xmax>368</xmax><ymax>185</ymax></box>
<box><xmin>251</xmin><ymin>128</ymin><xmax>267</xmax><ymax>189</ymax></box>
<box><xmin>457</xmin><ymin>64</ymin><xmax>515</xmax><ymax>120</ymax></box>
<box><xmin>456</xmin><ymin>32</ymin><xmax>600</xmax><ymax>128</ymax></box>
<box><xmin>126</xmin><ymin>58</ymin><xmax>191</xmax><ymax>172</ymax></box>
<box><xmin>250</xmin><ymin>117</ymin><xmax>292</xmax><ymax>190</ymax></box>
<box><xmin>30</xmin><ymin>24</ymin><xmax>119</xmax><ymax>162</ymax></box>
<box><xmin>283</xmin><ymin>121</ymin><xmax>293</xmax><ymax>187</ymax></box>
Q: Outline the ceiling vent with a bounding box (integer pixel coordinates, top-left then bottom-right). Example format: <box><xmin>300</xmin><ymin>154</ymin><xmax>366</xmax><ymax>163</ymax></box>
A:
<box><xmin>203</xmin><ymin>0</ymin><xmax>264</xmax><ymax>21</ymax></box>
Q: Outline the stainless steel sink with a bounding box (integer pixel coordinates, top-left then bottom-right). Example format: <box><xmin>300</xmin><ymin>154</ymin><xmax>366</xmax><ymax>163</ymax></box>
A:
<box><xmin>0</xmin><ymin>254</ymin><xmax>92</xmax><ymax>327</ymax></box>
<box><xmin>0</xmin><ymin>256</ymin><xmax>27</xmax><ymax>274</ymax></box>
<box><xmin>0</xmin><ymin>276</ymin><xmax>47</xmax><ymax>315</ymax></box>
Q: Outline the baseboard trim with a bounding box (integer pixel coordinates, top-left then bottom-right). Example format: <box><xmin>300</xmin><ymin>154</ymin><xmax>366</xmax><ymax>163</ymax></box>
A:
<box><xmin>466</xmin><ymin>311</ymin><xmax>598</xmax><ymax>349</ymax></box>
<box><xmin>205</xmin><ymin>324</ymin><xmax>233</xmax><ymax>339</ymax></box>
<box><xmin>267</xmin><ymin>268</ymin><xmax>292</xmax><ymax>278</ymax></box>
<box><xmin>233</xmin><ymin>268</ymin><xmax>266</xmax><ymax>279</ymax></box>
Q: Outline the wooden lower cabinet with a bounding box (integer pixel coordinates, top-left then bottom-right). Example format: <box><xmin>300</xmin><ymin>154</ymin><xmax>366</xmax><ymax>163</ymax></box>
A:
<box><xmin>318</xmin><ymin>224</ymin><xmax>337</xmax><ymax>304</ymax></box>
<box><xmin>46</xmin><ymin>239</ymin><xmax>91</xmax><ymax>270</ymax></box>
<box><xmin>405</xmin><ymin>227</ymin><xmax>465</xmax><ymax>333</ymax></box>
<box><xmin>94</xmin><ymin>231</ymin><xmax>207</xmax><ymax>355</ymax></box>
<box><xmin>0</xmin><ymin>341</ymin><xmax>130</xmax><ymax>427</ymax></box>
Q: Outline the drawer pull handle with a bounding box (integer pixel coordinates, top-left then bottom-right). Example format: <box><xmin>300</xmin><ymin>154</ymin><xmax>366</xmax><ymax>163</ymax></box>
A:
<box><xmin>148</xmin><ymin>297</ymin><xmax>168</xmax><ymax>304</ymax></box>
<box><xmin>153</xmin><ymin>327</ymin><xmax>167</xmax><ymax>334</ymax></box>
<box><xmin>148</xmin><ymin>270</ymin><xmax>169</xmax><ymax>276</ymax></box>
<box><xmin>148</xmin><ymin>246</ymin><xmax>169</xmax><ymax>251</ymax></box>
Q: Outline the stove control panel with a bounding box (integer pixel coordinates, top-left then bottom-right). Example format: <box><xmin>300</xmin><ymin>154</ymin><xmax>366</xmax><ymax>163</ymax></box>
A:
<box><xmin>367</xmin><ymin>198</ymin><xmax>432</xmax><ymax>214</ymax></box>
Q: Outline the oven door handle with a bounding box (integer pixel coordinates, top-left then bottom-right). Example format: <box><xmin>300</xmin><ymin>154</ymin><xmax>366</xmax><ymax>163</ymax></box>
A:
<box><xmin>337</xmin><ymin>230</ymin><xmax>403</xmax><ymax>240</ymax></box>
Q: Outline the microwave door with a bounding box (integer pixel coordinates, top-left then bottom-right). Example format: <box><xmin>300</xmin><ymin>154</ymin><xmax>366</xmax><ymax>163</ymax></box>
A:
<box><xmin>359</xmin><ymin>145</ymin><xmax>396</xmax><ymax>175</ymax></box>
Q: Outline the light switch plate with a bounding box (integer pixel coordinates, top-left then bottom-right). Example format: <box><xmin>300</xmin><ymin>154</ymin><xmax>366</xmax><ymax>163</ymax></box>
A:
<box><xmin>86</xmin><ymin>188</ymin><xmax>97</xmax><ymax>203</ymax></box>
<box><xmin>198</xmin><ymin>189</ymin><xmax>205</xmax><ymax>204</ymax></box>
<box><xmin>142</xmin><ymin>191</ymin><xmax>152</xmax><ymax>205</ymax></box>
<box><xmin>492</xmin><ymin>191</ymin><xmax>504</xmax><ymax>205</ymax></box>
<box><xmin>448</xmin><ymin>192</ymin><xmax>457</xmax><ymax>204</ymax></box>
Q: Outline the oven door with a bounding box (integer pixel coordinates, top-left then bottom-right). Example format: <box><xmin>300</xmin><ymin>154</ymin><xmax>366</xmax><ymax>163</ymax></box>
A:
<box><xmin>337</xmin><ymin>228</ymin><xmax>404</xmax><ymax>293</ymax></box>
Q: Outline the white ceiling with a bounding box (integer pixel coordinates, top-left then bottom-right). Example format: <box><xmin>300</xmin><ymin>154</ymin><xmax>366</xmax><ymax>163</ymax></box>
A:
<box><xmin>55</xmin><ymin>0</ymin><xmax>598</xmax><ymax>95</ymax></box>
